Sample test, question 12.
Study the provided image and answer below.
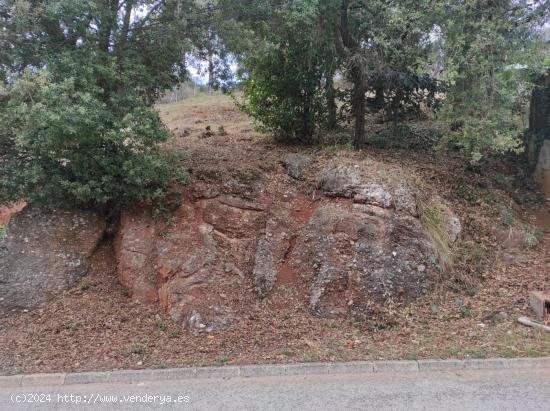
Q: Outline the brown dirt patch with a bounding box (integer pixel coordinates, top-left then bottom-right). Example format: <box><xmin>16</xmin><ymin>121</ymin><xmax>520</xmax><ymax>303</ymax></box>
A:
<box><xmin>0</xmin><ymin>202</ymin><xmax>26</xmax><ymax>225</ymax></box>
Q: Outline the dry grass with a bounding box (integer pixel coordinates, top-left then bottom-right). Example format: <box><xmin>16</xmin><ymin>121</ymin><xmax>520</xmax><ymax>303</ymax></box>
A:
<box><xmin>418</xmin><ymin>200</ymin><xmax>453</xmax><ymax>268</ymax></box>
<box><xmin>158</xmin><ymin>93</ymin><xmax>258</xmax><ymax>139</ymax></box>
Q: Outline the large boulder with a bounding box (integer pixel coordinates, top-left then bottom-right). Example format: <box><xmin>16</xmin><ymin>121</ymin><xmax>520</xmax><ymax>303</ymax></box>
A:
<box><xmin>292</xmin><ymin>202</ymin><xmax>439</xmax><ymax>317</ymax></box>
<box><xmin>318</xmin><ymin>165</ymin><xmax>361</xmax><ymax>197</ymax></box>
<box><xmin>0</xmin><ymin>207</ymin><xmax>105</xmax><ymax>313</ymax></box>
<box><xmin>285</xmin><ymin>165</ymin><xmax>461</xmax><ymax>317</ymax></box>
<box><xmin>282</xmin><ymin>153</ymin><xmax>312</xmax><ymax>180</ymax></box>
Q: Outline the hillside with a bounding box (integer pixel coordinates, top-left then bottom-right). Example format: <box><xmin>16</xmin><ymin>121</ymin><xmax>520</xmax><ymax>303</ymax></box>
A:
<box><xmin>0</xmin><ymin>95</ymin><xmax>548</xmax><ymax>374</ymax></box>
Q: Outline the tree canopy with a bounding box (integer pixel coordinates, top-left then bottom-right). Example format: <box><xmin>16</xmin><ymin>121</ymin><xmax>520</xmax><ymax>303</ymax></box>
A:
<box><xmin>0</xmin><ymin>0</ymin><xmax>195</xmax><ymax>209</ymax></box>
<box><xmin>223</xmin><ymin>0</ymin><xmax>549</xmax><ymax>156</ymax></box>
<box><xmin>0</xmin><ymin>0</ymin><xmax>549</xmax><ymax>210</ymax></box>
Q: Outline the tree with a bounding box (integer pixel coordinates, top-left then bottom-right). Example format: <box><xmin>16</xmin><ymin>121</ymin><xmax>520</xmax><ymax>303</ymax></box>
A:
<box><xmin>237</xmin><ymin>1</ymin><xmax>329</xmax><ymax>143</ymax></box>
<box><xmin>437</xmin><ymin>0</ymin><xmax>548</xmax><ymax>162</ymax></box>
<box><xmin>526</xmin><ymin>67</ymin><xmax>550</xmax><ymax>168</ymax></box>
<box><xmin>329</xmin><ymin>0</ymin><xmax>439</xmax><ymax>148</ymax></box>
<box><xmin>189</xmin><ymin>0</ymin><xmax>238</xmax><ymax>93</ymax></box>
<box><xmin>0</xmin><ymin>0</ymin><xmax>193</xmax><ymax>210</ymax></box>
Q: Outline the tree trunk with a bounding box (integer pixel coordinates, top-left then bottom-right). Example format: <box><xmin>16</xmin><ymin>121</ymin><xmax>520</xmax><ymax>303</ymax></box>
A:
<box><xmin>207</xmin><ymin>48</ymin><xmax>214</xmax><ymax>94</ymax></box>
<box><xmin>335</xmin><ymin>0</ymin><xmax>366</xmax><ymax>150</ymax></box>
<box><xmin>300</xmin><ymin>90</ymin><xmax>312</xmax><ymax>143</ymax></box>
<box><xmin>326</xmin><ymin>69</ymin><xmax>337</xmax><ymax>130</ymax></box>
<box><xmin>353</xmin><ymin>77</ymin><xmax>366</xmax><ymax>149</ymax></box>
<box><xmin>373</xmin><ymin>84</ymin><xmax>384</xmax><ymax>110</ymax></box>
<box><xmin>115</xmin><ymin>0</ymin><xmax>133</xmax><ymax>64</ymax></box>
<box><xmin>302</xmin><ymin>107</ymin><xmax>310</xmax><ymax>143</ymax></box>
<box><xmin>97</xmin><ymin>0</ymin><xmax>119</xmax><ymax>103</ymax></box>
<box><xmin>99</xmin><ymin>0</ymin><xmax>118</xmax><ymax>54</ymax></box>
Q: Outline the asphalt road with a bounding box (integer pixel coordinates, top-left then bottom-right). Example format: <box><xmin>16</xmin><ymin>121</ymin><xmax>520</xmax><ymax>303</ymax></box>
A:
<box><xmin>1</xmin><ymin>368</ymin><xmax>549</xmax><ymax>410</ymax></box>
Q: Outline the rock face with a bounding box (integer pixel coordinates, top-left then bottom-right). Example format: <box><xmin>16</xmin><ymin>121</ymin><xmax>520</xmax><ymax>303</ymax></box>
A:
<box><xmin>282</xmin><ymin>153</ymin><xmax>312</xmax><ymax>180</ymax></box>
<box><xmin>114</xmin><ymin>209</ymin><xmax>158</xmax><ymax>304</ymax></box>
<box><xmin>115</xmin><ymin>195</ymin><xmax>267</xmax><ymax>333</ymax></box>
<box><xmin>115</xmin><ymin>160</ymin><xmax>461</xmax><ymax>328</ymax></box>
<box><xmin>287</xmin><ymin>165</ymin><xmax>457</xmax><ymax>317</ymax></box>
<box><xmin>295</xmin><ymin>203</ymin><xmax>438</xmax><ymax>316</ymax></box>
<box><xmin>252</xmin><ymin>216</ymin><xmax>292</xmax><ymax>298</ymax></box>
<box><xmin>318</xmin><ymin>165</ymin><xmax>418</xmax><ymax>215</ymax></box>
<box><xmin>318</xmin><ymin>165</ymin><xmax>361</xmax><ymax>197</ymax></box>
<box><xmin>0</xmin><ymin>207</ymin><xmax>105</xmax><ymax>313</ymax></box>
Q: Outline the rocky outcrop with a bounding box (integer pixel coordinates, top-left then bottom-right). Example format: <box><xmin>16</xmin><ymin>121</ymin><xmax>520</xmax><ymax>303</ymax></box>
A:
<box><xmin>114</xmin><ymin>209</ymin><xmax>158</xmax><ymax>304</ymax></box>
<box><xmin>317</xmin><ymin>165</ymin><xmax>418</xmax><ymax>216</ymax></box>
<box><xmin>318</xmin><ymin>165</ymin><xmax>361</xmax><ymax>197</ymax></box>
<box><xmin>252</xmin><ymin>217</ymin><xmax>293</xmax><ymax>298</ymax></box>
<box><xmin>115</xmin><ymin>161</ymin><xmax>462</xmax><ymax>328</ymax></box>
<box><xmin>292</xmin><ymin>202</ymin><xmax>439</xmax><ymax>317</ymax></box>
<box><xmin>304</xmin><ymin>165</ymin><xmax>459</xmax><ymax>315</ymax></box>
<box><xmin>0</xmin><ymin>207</ymin><xmax>105</xmax><ymax>313</ymax></box>
<box><xmin>115</xmin><ymin>195</ymin><xmax>266</xmax><ymax>333</ymax></box>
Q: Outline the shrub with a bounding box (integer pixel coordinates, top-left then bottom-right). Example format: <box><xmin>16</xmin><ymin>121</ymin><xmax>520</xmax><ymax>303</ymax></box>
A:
<box><xmin>0</xmin><ymin>71</ymin><xmax>185</xmax><ymax>210</ymax></box>
<box><xmin>239</xmin><ymin>46</ymin><xmax>327</xmax><ymax>144</ymax></box>
<box><xmin>237</xmin><ymin>2</ymin><xmax>327</xmax><ymax>144</ymax></box>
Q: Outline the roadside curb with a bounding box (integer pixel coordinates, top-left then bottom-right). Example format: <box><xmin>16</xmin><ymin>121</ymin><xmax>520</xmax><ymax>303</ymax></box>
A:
<box><xmin>2</xmin><ymin>357</ymin><xmax>549</xmax><ymax>388</ymax></box>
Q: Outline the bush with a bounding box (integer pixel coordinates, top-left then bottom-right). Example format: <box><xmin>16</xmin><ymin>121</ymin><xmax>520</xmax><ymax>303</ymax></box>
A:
<box><xmin>240</xmin><ymin>68</ymin><xmax>326</xmax><ymax>143</ymax></box>
<box><xmin>0</xmin><ymin>71</ymin><xmax>185</xmax><ymax>210</ymax></box>
<box><xmin>442</xmin><ymin>111</ymin><xmax>524</xmax><ymax>163</ymax></box>
<box><xmin>237</xmin><ymin>2</ymin><xmax>327</xmax><ymax>144</ymax></box>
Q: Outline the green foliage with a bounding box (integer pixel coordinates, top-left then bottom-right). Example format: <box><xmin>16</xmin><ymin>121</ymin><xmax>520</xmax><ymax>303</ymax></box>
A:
<box><xmin>342</xmin><ymin>0</ymin><xmax>443</xmax><ymax>117</ymax></box>
<box><xmin>240</xmin><ymin>72</ymin><xmax>326</xmax><ymax>143</ymax></box>
<box><xmin>367</xmin><ymin>121</ymin><xmax>443</xmax><ymax>151</ymax></box>
<box><xmin>456</xmin><ymin>184</ymin><xmax>497</xmax><ymax>205</ymax></box>
<box><xmin>238</xmin><ymin>2</ymin><xmax>327</xmax><ymax>143</ymax></box>
<box><xmin>64</xmin><ymin>321</ymin><xmax>82</xmax><ymax>336</ymax></box>
<box><xmin>130</xmin><ymin>345</ymin><xmax>144</xmax><ymax>355</ymax></box>
<box><xmin>0</xmin><ymin>0</ymin><xmax>191</xmax><ymax>209</ymax></box>
<box><xmin>168</xmin><ymin>330</ymin><xmax>180</xmax><ymax>338</ymax></box>
<box><xmin>418</xmin><ymin>200</ymin><xmax>453</xmax><ymax>268</ymax></box>
<box><xmin>156</xmin><ymin>318</ymin><xmax>168</xmax><ymax>332</ymax></box>
<box><xmin>523</xmin><ymin>226</ymin><xmax>543</xmax><ymax>248</ymax></box>
<box><xmin>0</xmin><ymin>71</ymin><xmax>185</xmax><ymax>209</ymax></box>
<box><xmin>437</xmin><ymin>0</ymin><xmax>546</xmax><ymax>162</ymax></box>
<box><xmin>497</xmin><ymin>205</ymin><xmax>516</xmax><ymax>227</ymax></box>
<box><xmin>217</xmin><ymin>0</ymin><xmax>550</xmax><ymax>156</ymax></box>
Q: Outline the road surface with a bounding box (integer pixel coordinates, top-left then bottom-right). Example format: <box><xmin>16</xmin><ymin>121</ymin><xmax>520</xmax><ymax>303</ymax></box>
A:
<box><xmin>1</xmin><ymin>367</ymin><xmax>549</xmax><ymax>410</ymax></box>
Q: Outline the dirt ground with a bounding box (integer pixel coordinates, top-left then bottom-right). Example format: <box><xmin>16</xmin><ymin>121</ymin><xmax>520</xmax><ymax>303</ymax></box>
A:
<box><xmin>1</xmin><ymin>95</ymin><xmax>548</xmax><ymax>375</ymax></box>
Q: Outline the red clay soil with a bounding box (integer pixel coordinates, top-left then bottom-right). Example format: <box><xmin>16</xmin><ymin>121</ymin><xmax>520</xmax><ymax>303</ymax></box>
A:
<box><xmin>0</xmin><ymin>96</ymin><xmax>548</xmax><ymax>375</ymax></box>
<box><xmin>290</xmin><ymin>195</ymin><xmax>319</xmax><ymax>224</ymax></box>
